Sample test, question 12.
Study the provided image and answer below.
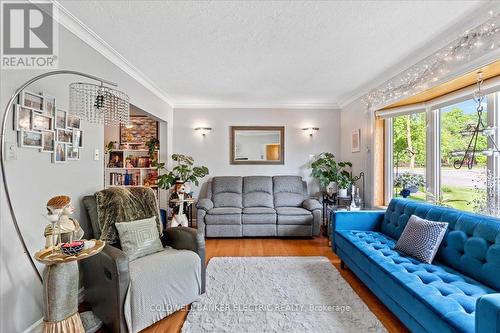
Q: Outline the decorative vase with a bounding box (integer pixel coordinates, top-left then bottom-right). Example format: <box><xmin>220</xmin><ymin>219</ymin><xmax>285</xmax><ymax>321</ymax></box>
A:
<box><xmin>338</xmin><ymin>188</ymin><xmax>348</xmax><ymax>197</ymax></box>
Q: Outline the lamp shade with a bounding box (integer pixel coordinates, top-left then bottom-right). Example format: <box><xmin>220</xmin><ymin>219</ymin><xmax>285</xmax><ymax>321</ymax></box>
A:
<box><xmin>69</xmin><ymin>82</ymin><xmax>129</xmax><ymax>126</ymax></box>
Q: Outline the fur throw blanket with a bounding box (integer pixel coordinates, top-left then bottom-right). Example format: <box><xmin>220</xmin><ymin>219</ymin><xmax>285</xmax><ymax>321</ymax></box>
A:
<box><xmin>95</xmin><ymin>187</ymin><xmax>162</xmax><ymax>244</ymax></box>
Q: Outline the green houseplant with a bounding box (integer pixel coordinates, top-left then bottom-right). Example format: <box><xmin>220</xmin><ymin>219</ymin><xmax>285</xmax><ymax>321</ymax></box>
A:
<box><xmin>310</xmin><ymin>152</ymin><xmax>338</xmax><ymax>188</ymax></box>
<box><xmin>145</xmin><ymin>139</ymin><xmax>209</xmax><ymax>190</ymax></box>
<box><xmin>310</xmin><ymin>153</ymin><xmax>353</xmax><ymax>196</ymax></box>
<box><xmin>159</xmin><ymin>154</ymin><xmax>209</xmax><ymax>190</ymax></box>
<box><xmin>337</xmin><ymin>161</ymin><xmax>353</xmax><ymax>197</ymax></box>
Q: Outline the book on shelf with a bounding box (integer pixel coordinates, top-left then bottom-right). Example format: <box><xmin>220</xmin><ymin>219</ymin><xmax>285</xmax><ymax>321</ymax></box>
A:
<box><xmin>109</xmin><ymin>171</ymin><xmax>140</xmax><ymax>186</ymax></box>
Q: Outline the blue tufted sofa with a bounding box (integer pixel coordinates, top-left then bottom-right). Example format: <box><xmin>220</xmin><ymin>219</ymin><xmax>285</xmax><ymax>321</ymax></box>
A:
<box><xmin>332</xmin><ymin>198</ymin><xmax>500</xmax><ymax>333</ymax></box>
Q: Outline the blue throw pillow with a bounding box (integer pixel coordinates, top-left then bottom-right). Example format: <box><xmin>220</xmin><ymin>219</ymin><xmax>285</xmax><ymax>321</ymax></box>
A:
<box><xmin>395</xmin><ymin>215</ymin><xmax>448</xmax><ymax>263</ymax></box>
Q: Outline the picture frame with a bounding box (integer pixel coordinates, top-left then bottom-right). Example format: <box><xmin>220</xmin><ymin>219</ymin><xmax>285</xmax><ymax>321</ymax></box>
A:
<box><xmin>42</xmin><ymin>94</ymin><xmax>56</xmax><ymax>116</ymax></box>
<box><xmin>351</xmin><ymin>128</ymin><xmax>361</xmax><ymax>153</ymax></box>
<box><xmin>19</xmin><ymin>130</ymin><xmax>43</xmax><ymax>148</ymax></box>
<box><xmin>41</xmin><ymin>130</ymin><xmax>55</xmax><ymax>153</ymax></box>
<box><xmin>21</xmin><ymin>91</ymin><xmax>43</xmax><ymax>111</ymax></box>
<box><xmin>14</xmin><ymin>104</ymin><xmax>32</xmax><ymax>131</ymax></box>
<box><xmin>66</xmin><ymin>145</ymin><xmax>80</xmax><ymax>160</ymax></box>
<box><xmin>32</xmin><ymin>113</ymin><xmax>53</xmax><ymax>131</ymax></box>
<box><xmin>57</xmin><ymin>129</ymin><xmax>73</xmax><ymax>143</ymax></box>
<box><xmin>230</xmin><ymin>126</ymin><xmax>285</xmax><ymax>165</ymax></box>
<box><xmin>66</xmin><ymin>114</ymin><xmax>81</xmax><ymax>129</ymax></box>
<box><xmin>53</xmin><ymin>142</ymin><xmax>67</xmax><ymax>163</ymax></box>
<box><xmin>120</xmin><ymin>115</ymin><xmax>158</xmax><ymax>148</ymax></box>
<box><xmin>72</xmin><ymin>129</ymin><xmax>83</xmax><ymax>148</ymax></box>
<box><xmin>55</xmin><ymin>109</ymin><xmax>67</xmax><ymax>130</ymax></box>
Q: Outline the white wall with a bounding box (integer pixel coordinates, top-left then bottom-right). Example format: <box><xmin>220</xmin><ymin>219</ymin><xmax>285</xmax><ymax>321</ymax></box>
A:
<box><xmin>172</xmin><ymin>108</ymin><xmax>340</xmax><ymax>196</ymax></box>
<box><xmin>0</xmin><ymin>26</ymin><xmax>172</xmax><ymax>332</ymax></box>
<box><xmin>339</xmin><ymin>98</ymin><xmax>377</xmax><ymax>207</ymax></box>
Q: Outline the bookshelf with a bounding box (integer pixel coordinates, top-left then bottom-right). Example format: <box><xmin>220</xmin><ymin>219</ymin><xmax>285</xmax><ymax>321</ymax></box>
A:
<box><xmin>104</xmin><ymin>149</ymin><xmax>159</xmax><ymax>193</ymax></box>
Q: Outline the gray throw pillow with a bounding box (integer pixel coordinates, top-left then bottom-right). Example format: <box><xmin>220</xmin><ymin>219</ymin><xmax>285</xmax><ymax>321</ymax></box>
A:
<box><xmin>115</xmin><ymin>217</ymin><xmax>164</xmax><ymax>261</ymax></box>
<box><xmin>395</xmin><ymin>215</ymin><xmax>448</xmax><ymax>264</ymax></box>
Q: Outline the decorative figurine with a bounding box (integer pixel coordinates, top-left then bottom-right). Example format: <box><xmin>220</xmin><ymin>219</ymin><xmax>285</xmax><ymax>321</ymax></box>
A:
<box><xmin>44</xmin><ymin>195</ymin><xmax>84</xmax><ymax>249</ymax></box>
<box><xmin>169</xmin><ymin>181</ymin><xmax>192</xmax><ymax>227</ymax></box>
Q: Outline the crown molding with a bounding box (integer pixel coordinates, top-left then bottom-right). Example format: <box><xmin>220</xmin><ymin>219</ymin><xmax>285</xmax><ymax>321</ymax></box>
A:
<box><xmin>338</xmin><ymin>1</ymin><xmax>500</xmax><ymax>109</ymax></box>
<box><xmin>173</xmin><ymin>103</ymin><xmax>340</xmax><ymax>110</ymax></box>
<box><xmin>52</xmin><ymin>1</ymin><xmax>174</xmax><ymax>107</ymax></box>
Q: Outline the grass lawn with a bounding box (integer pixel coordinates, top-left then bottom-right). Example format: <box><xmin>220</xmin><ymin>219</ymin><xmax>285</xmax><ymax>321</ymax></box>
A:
<box><xmin>440</xmin><ymin>186</ymin><xmax>482</xmax><ymax>212</ymax></box>
<box><xmin>395</xmin><ymin>186</ymin><xmax>482</xmax><ymax>212</ymax></box>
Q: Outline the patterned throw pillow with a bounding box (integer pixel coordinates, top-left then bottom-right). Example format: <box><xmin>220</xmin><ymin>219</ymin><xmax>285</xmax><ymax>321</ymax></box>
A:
<box><xmin>115</xmin><ymin>217</ymin><xmax>164</xmax><ymax>261</ymax></box>
<box><xmin>395</xmin><ymin>215</ymin><xmax>448</xmax><ymax>264</ymax></box>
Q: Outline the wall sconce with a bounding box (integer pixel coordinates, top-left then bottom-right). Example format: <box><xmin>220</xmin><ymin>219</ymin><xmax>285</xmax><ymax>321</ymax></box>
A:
<box><xmin>302</xmin><ymin>127</ymin><xmax>319</xmax><ymax>137</ymax></box>
<box><xmin>195</xmin><ymin>127</ymin><xmax>212</xmax><ymax>136</ymax></box>
<box><xmin>125</xmin><ymin>122</ymin><xmax>134</xmax><ymax>129</ymax></box>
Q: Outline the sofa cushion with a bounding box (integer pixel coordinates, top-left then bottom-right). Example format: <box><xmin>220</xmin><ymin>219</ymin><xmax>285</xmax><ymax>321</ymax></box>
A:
<box><xmin>276</xmin><ymin>207</ymin><xmax>311</xmax><ymax>216</ymax></box>
<box><xmin>208</xmin><ymin>207</ymin><xmax>242</xmax><ymax>215</ymax></box>
<box><xmin>115</xmin><ymin>217</ymin><xmax>164</xmax><ymax>261</ymax></box>
<box><xmin>212</xmin><ymin>177</ymin><xmax>243</xmax><ymax>208</ymax></box>
<box><xmin>273</xmin><ymin>176</ymin><xmax>306</xmax><ymax>207</ymax></box>
<box><xmin>243</xmin><ymin>176</ymin><xmax>273</xmax><ymax>208</ymax></box>
<box><xmin>205</xmin><ymin>214</ymin><xmax>241</xmax><ymax>225</ymax></box>
<box><xmin>242</xmin><ymin>214</ymin><xmax>276</xmax><ymax>225</ymax></box>
<box><xmin>383</xmin><ymin>198</ymin><xmax>500</xmax><ymax>291</ymax></box>
<box><xmin>395</xmin><ymin>215</ymin><xmax>448</xmax><ymax>264</ymax></box>
<box><xmin>336</xmin><ymin>229</ymin><xmax>496</xmax><ymax>333</ymax></box>
<box><xmin>243</xmin><ymin>207</ymin><xmax>276</xmax><ymax>214</ymax></box>
<box><xmin>277</xmin><ymin>214</ymin><xmax>313</xmax><ymax>225</ymax></box>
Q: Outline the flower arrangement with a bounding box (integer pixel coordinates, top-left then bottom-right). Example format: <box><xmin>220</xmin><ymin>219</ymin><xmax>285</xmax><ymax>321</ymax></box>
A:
<box><xmin>394</xmin><ymin>172</ymin><xmax>425</xmax><ymax>191</ymax></box>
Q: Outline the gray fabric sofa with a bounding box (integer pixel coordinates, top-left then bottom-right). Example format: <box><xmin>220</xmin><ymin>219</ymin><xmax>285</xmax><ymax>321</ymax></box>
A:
<box><xmin>197</xmin><ymin>176</ymin><xmax>322</xmax><ymax>237</ymax></box>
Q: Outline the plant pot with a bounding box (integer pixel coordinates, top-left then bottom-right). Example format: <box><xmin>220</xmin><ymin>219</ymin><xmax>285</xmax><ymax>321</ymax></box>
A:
<box><xmin>326</xmin><ymin>181</ymin><xmax>337</xmax><ymax>196</ymax></box>
<box><xmin>338</xmin><ymin>188</ymin><xmax>348</xmax><ymax>197</ymax></box>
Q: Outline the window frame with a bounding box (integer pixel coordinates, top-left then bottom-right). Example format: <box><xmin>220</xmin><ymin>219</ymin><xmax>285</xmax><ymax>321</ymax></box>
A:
<box><xmin>383</xmin><ymin>86</ymin><xmax>499</xmax><ymax>211</ymax></box>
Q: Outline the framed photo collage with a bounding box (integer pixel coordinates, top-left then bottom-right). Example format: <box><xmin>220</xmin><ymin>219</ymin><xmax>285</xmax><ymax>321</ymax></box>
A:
<box><xmin>14</xmin><ymin>91</ymin><xmax>83</xmax><ymax>163</ymax></box>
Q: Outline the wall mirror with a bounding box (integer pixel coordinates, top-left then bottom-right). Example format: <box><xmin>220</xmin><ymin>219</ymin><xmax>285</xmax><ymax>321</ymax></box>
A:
<box><xmin>230</xmin><ymin>126</ymin><xmax>284</xmax><ymax>164</ymax></box>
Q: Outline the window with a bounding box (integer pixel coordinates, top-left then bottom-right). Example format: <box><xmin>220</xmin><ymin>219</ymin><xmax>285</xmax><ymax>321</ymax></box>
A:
<box><xmin>439</xmin><ymin>99</ymin><xmax>489</xmax><ymax>212</ymax></box>
<box><xmin>392</xmin><ymin>113</ymin><xmax>426</xmax><ymax>201</ymax></box>
<box><xmin>384</xmin><ymin>90</ymin><xmax>499</xmax><ymax>217</ymax></box>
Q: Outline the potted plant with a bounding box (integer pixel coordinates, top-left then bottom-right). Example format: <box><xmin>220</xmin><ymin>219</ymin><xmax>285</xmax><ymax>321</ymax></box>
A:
<box><xmin>145</xmin><ymin>138</ymin><xmax>159</xmax><ymax>157</ymax></box>
<box><xmin>311</xmin><ymin>152</ymin><xmax>339</xmax><ymax>194</ymax></box>
<box><xmin>336</xmin><ymin>161</ymin><xmax>353</xmax><ymax>197</ymax></box>
<box><xmin>394</xmin><ymin>172</ymin><xmax>424</xmax><ymax>198</ymax></box>
<box><xmin>311</xmin><ymin>153</ymin><xmax>353</xmax><ymax>197</ymax></box>
<box><xmin>105</xmin><ymin>141</ymin><xmax>117</xmax><ymax>153</ymax></box>
<box><xmin>151</xmin><ymin>153</ymin><xmax>209</xmax><ymax>191</ymax></box>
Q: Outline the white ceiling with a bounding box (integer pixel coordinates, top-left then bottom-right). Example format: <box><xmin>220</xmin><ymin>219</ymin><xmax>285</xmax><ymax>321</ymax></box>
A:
<box><xmin>59</xmin><ymin>0</ymin><xmax>490</xmax><ymax>109</ymax></box>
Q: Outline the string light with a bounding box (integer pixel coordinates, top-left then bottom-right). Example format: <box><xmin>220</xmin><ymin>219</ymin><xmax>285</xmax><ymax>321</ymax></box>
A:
<box><xmin>363</xmin><ymin>11</ymin><xmax>500</xmax><ymax>110</ymax></box>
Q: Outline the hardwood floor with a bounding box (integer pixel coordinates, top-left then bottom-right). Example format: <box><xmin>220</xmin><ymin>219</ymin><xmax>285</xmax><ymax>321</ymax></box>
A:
<box><xmin>141</xmin><ymin>236</ymin><xmax>408</xmax><ymax>333</ymax></box>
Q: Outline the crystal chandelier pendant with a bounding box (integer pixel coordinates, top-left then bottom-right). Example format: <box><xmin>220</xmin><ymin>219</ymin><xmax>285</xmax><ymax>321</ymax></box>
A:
<box><xmin>69</xmin><ymin>82</ymin><xmax>130</xmax><ymax>126</ymax></box>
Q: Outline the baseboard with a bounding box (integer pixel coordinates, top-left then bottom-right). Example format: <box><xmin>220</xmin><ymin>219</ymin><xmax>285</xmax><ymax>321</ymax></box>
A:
<box><xmin>22</xmin><ymin>317</ymin><xmax>43</xmax><ymax>333</ymax></box>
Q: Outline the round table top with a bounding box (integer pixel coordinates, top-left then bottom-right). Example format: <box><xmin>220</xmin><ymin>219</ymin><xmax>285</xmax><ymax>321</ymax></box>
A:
<box><xmin>170</xmin><ymin>198</ymin><xmax>195</xmax><ymax>203</ymax></box>
<box><xmin>34</xmin><ymin>239</ymin><xmax>105</xmax><ymax>265</ymax></box>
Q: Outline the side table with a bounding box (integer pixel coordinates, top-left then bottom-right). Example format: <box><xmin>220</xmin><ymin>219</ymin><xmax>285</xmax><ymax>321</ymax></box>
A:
<box><xmin>34</xmin><ymin>240</ymin><xmax>105</xmax><ymax>333</ymax></box>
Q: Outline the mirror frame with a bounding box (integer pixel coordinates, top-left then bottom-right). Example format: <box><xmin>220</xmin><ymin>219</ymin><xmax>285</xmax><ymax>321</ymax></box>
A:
<box><xmin>230</xmin><ymin>126</ymin><xmax>285</xmax><ymax>165</ymax></box>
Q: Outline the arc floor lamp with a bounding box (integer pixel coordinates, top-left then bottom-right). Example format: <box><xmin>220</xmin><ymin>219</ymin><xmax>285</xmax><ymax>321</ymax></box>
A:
<box><xmin>0</xmin><ymin>70</ymin><xmax>129</xmax><ymax>283</ymax></box>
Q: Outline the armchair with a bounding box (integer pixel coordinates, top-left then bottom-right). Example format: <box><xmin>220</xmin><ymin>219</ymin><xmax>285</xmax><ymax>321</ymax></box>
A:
<box><xmin>81</xmin><ymin>194</ymin><xmax>205</xmax><ymax>333</ymax></box>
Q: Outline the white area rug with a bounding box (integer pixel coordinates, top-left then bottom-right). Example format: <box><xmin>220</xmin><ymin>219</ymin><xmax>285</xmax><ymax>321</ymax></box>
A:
<box><xmin>182</xmin><ymin>257</ymin><xmax>386</xmax><ymax>333</ymax></box>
